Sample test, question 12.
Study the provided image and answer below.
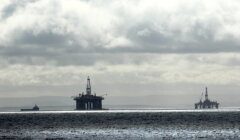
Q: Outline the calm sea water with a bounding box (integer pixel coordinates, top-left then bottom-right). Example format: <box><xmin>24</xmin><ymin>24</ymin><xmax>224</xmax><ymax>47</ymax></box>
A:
<box><xmin>0</xmin><ymin>109</ymin><xmax>240</xmax><ymax>139</ymax></box>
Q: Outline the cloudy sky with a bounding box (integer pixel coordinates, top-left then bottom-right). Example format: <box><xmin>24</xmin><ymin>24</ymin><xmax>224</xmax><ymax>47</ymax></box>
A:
<box><xmin>0</xmin><ymin>0</ymin><xmax>240</xmax><ymax>107</ymax></box>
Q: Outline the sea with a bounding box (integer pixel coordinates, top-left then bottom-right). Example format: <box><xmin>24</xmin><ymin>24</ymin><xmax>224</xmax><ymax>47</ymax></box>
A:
<box><xmin>0</xmin><ymin>106</ymin><xmax>240</xmax><ymax>139</ymax></box>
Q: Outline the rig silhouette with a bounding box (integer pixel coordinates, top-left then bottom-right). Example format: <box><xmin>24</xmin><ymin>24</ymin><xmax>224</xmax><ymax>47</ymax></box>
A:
<box><xmin>195</xmin><ymin>87</ymin><xmax>219</xmax><ymax>109</ymax></box>
<box><xmin>73</xmin><ymin>77</ymin><xmax>104</xmax><ymax>110</ymax></box>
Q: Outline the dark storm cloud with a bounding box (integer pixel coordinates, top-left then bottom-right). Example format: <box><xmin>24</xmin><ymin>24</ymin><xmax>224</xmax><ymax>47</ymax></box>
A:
<box><xmin>0</xmin><ymin>0</ymin><xmax>240</xmax><ymax>66</ymax></box>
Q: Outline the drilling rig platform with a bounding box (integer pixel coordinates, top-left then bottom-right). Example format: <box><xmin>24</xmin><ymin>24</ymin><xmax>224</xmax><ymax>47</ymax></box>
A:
<box><xmin>73</xmin><ymin>77</ymin><xmax>104</xmax><ymax>110</ymax></box>
<box><xmin>195</xmin><ymin>87</ymin><xmax>219</xmax><ymax>109</ymax></box>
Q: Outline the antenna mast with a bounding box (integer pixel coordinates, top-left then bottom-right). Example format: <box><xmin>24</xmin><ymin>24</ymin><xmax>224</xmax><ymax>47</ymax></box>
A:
<box><xmin>86</xmin><ymin>76</ymin><xmax>91</xmax><ymax>95</ymax></box>
<box><xmin>205</xmin><ymin>87</ymin><xmax>208</xmax><ymax>100</ymax></box>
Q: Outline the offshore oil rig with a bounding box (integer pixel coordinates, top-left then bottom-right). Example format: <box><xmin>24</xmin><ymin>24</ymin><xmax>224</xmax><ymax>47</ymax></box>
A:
<box><xmin>73</xmin><ymin>77</ymin><xmax>104</xmax><ymax>110</ymax></box>
<box><xmin>195</xmin><ymin>87</ymin><xmax>219</xmax><ymax>109</ymax></box>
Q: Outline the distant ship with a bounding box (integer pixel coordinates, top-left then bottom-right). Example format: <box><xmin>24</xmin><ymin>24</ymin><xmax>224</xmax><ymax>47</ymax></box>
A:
<box><xmin>21</xmin><ymin>104</ymin><xmax>40</xmax><ymax>111</ymax></box>
<box><xmin>195</xmin><ymin>87</ymin><xmax>219</xmax><ymax>109</ymax></box>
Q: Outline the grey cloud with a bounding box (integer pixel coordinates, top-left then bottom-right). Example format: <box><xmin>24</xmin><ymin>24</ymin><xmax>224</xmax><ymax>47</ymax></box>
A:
<box><xmin>0</xmin><ymin>49</ymin><xmax>153</xmax><ymax>66</ymax></box>
<box><xmin>127</xmin><ymin>24</ymin><xmax>171</xmax><ymax>47</ymax></box>
<box><xmin>15</xmin><ymin>31</ymin><xmax>69</xmax><ymax>46</ymax></box>
<box><xmin>1</xmin><ymin>3</ymin><xmax>18</xmax><ymax>19</ymax></box>
<box><xmin>1</xmin><ymin>0</ymin><xmax>36</xmax><ymax>19</ymax></box>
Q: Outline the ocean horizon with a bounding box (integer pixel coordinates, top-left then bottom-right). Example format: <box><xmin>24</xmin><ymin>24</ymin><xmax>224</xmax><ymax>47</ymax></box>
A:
<box><xmin>0</xmin><ymin>105</ymin><xmax>240</xmax><ymax>112</ymax></box>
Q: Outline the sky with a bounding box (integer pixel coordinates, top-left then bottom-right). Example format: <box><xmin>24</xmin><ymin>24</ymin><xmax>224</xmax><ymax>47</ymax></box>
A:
<box><xmin>0</xmin><ymin>0</ymin><xmax>240</xmax><ymax>107</ymax></box>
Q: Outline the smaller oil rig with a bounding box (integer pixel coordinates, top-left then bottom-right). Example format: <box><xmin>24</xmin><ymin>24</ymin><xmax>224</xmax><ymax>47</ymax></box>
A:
<box><xmin>195</xmin><ymin>87</ymin><xmax>219</xmax><ymax>109</ymax></box>
<box><xmin>73</xmin><ymin>76</ymin><xmax>104</xmax><ymax>110</ymax></box>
